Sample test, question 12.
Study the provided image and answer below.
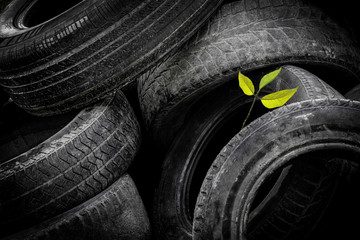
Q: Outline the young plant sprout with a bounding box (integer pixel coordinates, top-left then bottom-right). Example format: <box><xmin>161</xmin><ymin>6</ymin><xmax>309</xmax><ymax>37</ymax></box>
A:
<box><xmin>239</xmin><ymin>68</ymin><xmax>299</xmax><ymax>129</ymax></box>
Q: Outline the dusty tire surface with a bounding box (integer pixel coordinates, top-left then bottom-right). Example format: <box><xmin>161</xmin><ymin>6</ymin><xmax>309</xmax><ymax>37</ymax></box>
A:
<box><xmin>153</xmin><ymin>65</ymin><xmax>344</xmax><ymax>240</ymax></box>
<box><xmin>2</xmin><ymin>174</ymin><xmax>151</xmax><ymax>240</ymax></box>
<box><xmin>0</xmin><ymin>90</ymin><xmax>141</xmax><ymax>237</ymax></box>
<box><xmin>192</xmin><ymin>99</ymin><xmax>360</xmax><ymax>240</ymax></box>
<box><xmin>138</xmin><ymin>0</ymin><xmax>360</xmax><ymax>147</ymax></box>
<box><xmin>0</xmin><ymin>0</ymin><xmax>223</xmax><ymax>116</ymax></box>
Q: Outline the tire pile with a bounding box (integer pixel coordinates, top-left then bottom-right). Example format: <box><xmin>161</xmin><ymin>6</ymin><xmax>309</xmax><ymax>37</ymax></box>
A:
<box><xmin>1</xmin><ymin>0</ymin><xmax>360</xmax><ymax>240</ymax></box>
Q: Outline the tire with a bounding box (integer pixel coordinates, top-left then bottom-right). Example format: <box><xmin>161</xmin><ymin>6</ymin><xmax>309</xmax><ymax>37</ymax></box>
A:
<box><xmin>138</xmin><ymin>0</ymin><xmax>360</xmax><ymax>148</ymax></box>
<box><xmin>193</xmin><ymin>98</ymin><xmax>360</xmax><ymax>240</ymax></box>
<box><xmin>2</xmin><ymin>174</ymin><xmax>151</xmax><ymax>240</ymax></box>
<box><xmin>0</xmin><ymin>0</ymin><xmax>223</xmax><ymax>116</ymax></box>
<box><xmin>153</xmin><ymin>65</ymin><xmax>343</xmax><ymax>240</ymax></box>
<box><xmin>0</xmin><ymin>90</ymin><xmax>141</xmax><ymax>237</ymax></box>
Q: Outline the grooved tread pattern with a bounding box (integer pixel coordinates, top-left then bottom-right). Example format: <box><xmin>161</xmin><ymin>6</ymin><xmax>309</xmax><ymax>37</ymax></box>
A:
<box><xmin>2</xmin><ymin>174</ymin><xmax>151</xmax><ymax>240</ymax></box>
<box><xmin>0</xmin><ymin>90</ymin><xmax>141</xmax><ymax>236</ymax></box>
<box><xmin>192</xmin><ymin>99</ymin><xmax>360</xmax><ymax>240</ymax></box>
<box><xmin>191</xmin><ymin>65</ymin><xmax>347</xmax><ymax>239</ymax></box>
<box><xmin>0</xmin><ymin>0</ymin><xmax>223</xmax><ymax>116</ymax></box>
<box><xmin>151</xmin><ymin>65</ymin><xmax>344</xmax><ymax>240</ymax></box>
<box><xmin>138</xmin><ymin>0</ymin><xmax>360</xmax><ymax>143</ymax></box>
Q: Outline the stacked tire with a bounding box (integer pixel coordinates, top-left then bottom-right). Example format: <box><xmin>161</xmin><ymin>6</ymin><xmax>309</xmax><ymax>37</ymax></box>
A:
<box><xmin>137</xmin><ymin>0</ymin><xmax>360</xmax><ymax>239</ymax></box>
<box><xmin>0</xmin><ymin>91</ymin><xmax>151</xmax><ymax>239</ymax></box>
<box><xmin>0</xmin><ymin>0</ymin><xmax>224</xmax><ymax>239</ymax></box>
<box><xmin>1</xmin><ymin>0</ymin><xmax>360</xmax><ymax>239</ymax></box>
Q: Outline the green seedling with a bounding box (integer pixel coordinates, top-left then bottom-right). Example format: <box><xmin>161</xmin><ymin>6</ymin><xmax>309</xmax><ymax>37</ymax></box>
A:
<box><xmin>239</xmin><ymin>68</ymin><xmax>298</xmax><ymax>129</ymax></box>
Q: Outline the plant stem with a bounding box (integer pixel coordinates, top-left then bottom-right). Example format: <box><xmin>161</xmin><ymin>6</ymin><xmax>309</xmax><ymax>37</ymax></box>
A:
<box><xmin>241</xmin><ymin>90</ymin><xmax>260</xmax><ymax>130</ymax></box>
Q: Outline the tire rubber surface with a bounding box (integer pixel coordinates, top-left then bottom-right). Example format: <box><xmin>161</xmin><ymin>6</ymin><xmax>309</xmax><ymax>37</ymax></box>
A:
<box><xmin>153</xmin><ymin>65</ymin><xmax>344</xmax><ymax>240</ymax></box>
<box><xmin>193</xmin><ymin>99</ymin><xmax>360</xmax><ymax>240</ymax></box>
<box><xmin>2</xmin><ymin>174</ymin><xmax>151</xmax><ymax>240</ymax></box>
<box><xmin>0</xmin><ymin>0</ymin><xmax>223</xmax><ymax>116</ymax></box>
<box><xmin>0</xmin><ymin>90</ymin><xmax>141</xmax><ymax>237</ymax></box>
<box><xmin>138</xmin><ymin>0</ymin><xmax>360</xmax><ymax>147</ymax></box>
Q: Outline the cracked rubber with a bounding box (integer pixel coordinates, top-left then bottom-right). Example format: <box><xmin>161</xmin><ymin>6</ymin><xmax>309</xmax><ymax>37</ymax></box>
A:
<box><xmin>138</xmin><ymin>0</ymin><xmax>360</xmax><ymax>147</ymax></box>
<box><xmin>2</xmin><ymin>174</ymin><xmax>151</xmax><ymax>240</ymax></box>
<box><xmin>0</xmin><ymin>90</ymin><xmax>141</xmax><ymax>237</ymax></box>
<box><xmin>192</xmin><ymin>99</ymin><xmax>360</xmax><ymax>240</ymax></box>
<box><xmin>0</xmin><ymin>0</ymin><xmax>223</xmax><ymax>116</ymax></box>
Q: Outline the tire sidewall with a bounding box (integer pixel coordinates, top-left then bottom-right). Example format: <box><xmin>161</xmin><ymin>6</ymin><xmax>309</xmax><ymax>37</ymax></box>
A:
<box><xmin>0</xmin><ymin>0</ymin><xmax>87</xmax><ymax>38</ymax></box>
<box><xmin>155</xmin><ymin>65</ymin><xmax>344</xmax><ymax>239</ymax></box>
<box><xmin>154</xmin><ymin>82</ymin><xmax>254</xmax><ymax>239</ymax></box>
<box><xmin>194</xmin><ymin>99</ymin><xmax>360</xmax><ymax>239</ymax></box>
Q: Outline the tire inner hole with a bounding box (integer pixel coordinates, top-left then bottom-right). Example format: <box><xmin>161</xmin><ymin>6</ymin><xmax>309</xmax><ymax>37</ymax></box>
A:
<box><xmin>188</xmin><ymin>98</ymin><xmax>268</xmax><ymax>220</ymax></box>
<box><xmin>247</xmin><ymin>150</ymin><xmax>360</xmax><ymax>240</ymax></box>
<box><xmin>0</xmin><ymin>103</ymin><xmax>78</xmax><ymax>164</ymax></box>
<box><xmin>21</xmin><ymin>0</ymin><xmax>83</xmax><ymax>27</ymax></box>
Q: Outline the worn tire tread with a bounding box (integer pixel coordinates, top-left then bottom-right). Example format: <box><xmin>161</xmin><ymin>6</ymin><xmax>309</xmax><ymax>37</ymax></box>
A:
<box><xmin>0</xmin><ymin>91</ymin><xmax>141</xmax><ymax>236</ymax></box>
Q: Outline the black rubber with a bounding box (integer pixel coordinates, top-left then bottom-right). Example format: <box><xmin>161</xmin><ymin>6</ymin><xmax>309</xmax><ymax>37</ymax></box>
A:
<box><xmin>153</xmin><ymin>65</ymin><xmax>344</xmax><ymax>240</ymax></box>
<box><xmin>192</xmin><ymin>99</ymin><xmax>360</xmax><ymax>240</ymax></box>
<box><xmin>138</xmin><ymin>0</ymin><xmax>360</xmax><ymax>147</ymax></box>
<box><xmin>0</xmin><ymin>90</ymin><xmax>141</xmax><ymax>237</ymax></box>
<box><xmin>2</xmin><ymin>174</ymin><xmax>151</xmax><ymax>240</ymax></box>
<box><xmin>0</xmin><ymin>0</ymin><xmax>223</xmax><ymax>116</ymax></box>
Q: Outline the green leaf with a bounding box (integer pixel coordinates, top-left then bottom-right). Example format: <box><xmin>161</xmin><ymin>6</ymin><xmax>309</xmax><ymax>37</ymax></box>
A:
<box><xmin>259</xmin><ymin>68</ymin><xmax>281</xmax><ymax>90</ymax></box>
<box><xmin>260</xmin><ymin>86</ymin><xmax>299</xmax><ymax>109</ymax></box>
<box><xmin>239</xmin><ymin>72</ymin><xmax>255</xmax><ymax>96</ymax></box>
